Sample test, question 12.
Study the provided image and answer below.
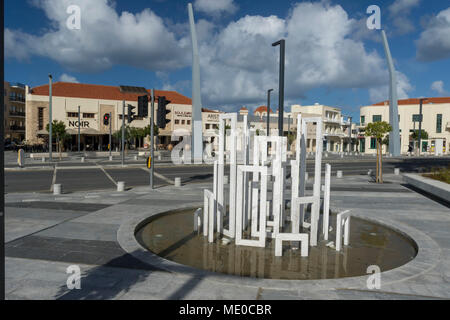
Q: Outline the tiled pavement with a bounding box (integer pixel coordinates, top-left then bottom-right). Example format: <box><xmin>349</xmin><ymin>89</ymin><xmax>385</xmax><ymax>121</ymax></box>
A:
<box><xmin>4</xmin><ymin>174</ymin><xmax>450</xmax><ymax>300</ymax></box>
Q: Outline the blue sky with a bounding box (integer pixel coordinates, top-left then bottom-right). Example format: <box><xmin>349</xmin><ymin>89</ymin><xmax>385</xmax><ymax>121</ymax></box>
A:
<box><xmin>5</xmin><ymin>0</ymin><xmax>450</xmax><ymax>120</ymax></box>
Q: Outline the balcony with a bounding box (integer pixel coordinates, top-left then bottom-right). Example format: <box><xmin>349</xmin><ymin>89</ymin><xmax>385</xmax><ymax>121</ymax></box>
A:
<box><xmin>340</xmin><ymin>119</ymin><xmax>352</xmax><ymax>126</ymax></box>
<box><xmin>323</xmin><ymin>131</ymin><xmax>345</xmax><ymax>137</ymax></box>
<box><xmin>10</xmin><ymin>125</ymin><xmax>25</xmax><ymax>131</ymax></box>
<box><xmin>9</xmin><ymin>96</ymin><xmax>25</xmax><ymax>103</ymax></box>
<box><xmin>9</xmin><ymin>111</ymin><xmax>26</xmax><ymax>117</ymax></box>
<box><xmin>323</xmin><ymin>117</ymin><xmax>340</xmax><ymax>124</ymax></box>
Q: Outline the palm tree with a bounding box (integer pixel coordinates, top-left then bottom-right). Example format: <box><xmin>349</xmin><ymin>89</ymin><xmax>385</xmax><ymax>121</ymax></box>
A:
<box><xmin>365</xmin><ymin>121</ymin><xmax>392</xmax><ymax>183</ymax></box>
<box><xmin>46</xmin><ymin>120</ymin><xmax>69</xmax><ymax>160</ymax></box>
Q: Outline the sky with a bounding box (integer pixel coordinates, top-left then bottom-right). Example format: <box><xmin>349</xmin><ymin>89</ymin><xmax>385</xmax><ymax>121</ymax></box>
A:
<box><xmin>4</xmin><ymin>0</ymin><xmax>450</xmax><ymax>120</ymax></box>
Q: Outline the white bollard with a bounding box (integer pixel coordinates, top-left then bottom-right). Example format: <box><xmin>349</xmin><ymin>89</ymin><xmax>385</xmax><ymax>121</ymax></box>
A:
<box><xmin>109</xmin><ymin>156</ymin><xmax>113</xmax><ymax>161</ymax></box>
<box><xmin>174</xmin><ymin>177</ymin><xmax>181</xmax><ymax>187</ymax></box>
<box><xmin>158</xmin><ymin>155</ymin><xmax>162</xmax><ymax>161</ymax></box>
<box><xmin>368</xmin><ymin>169</ymin><xmax>372</xmax><ymax>176</ymax></box>
<box><xmin>42</xmin><ymin>157</ymin><xmax>45</xmax><ymax>163</ymax></box>
<box><xmin>337</xmin><ymin>170</ymin><xmax>343</xmax><ymax>178</ymax></box>
<box><xmin>81</xmin><ymin>157</ymin><xmax>85</xmax><ymax>163</ymax></box>
<box><xmin>224</xmin><ymin>175</ymin><xmax>229</xmax><ymax>184</ymax></box>
<box><xmin>117</xmin><ymin>181</ymin><xmax>125</xmax><ymax>192</ymax></box>
<box><xmin>394</xmin><ymin>168</ymin><xmax>400</xmax><ymax>175</ymax></box>
<box><xmin>134</xmin><ymin>155</ymin><xmax>138</xmax><ymax>161</ymax></box>
<box><xmin>53</xmin><ymin>184</ymin><xmax>62</xmax><ymax>195</ymax></box>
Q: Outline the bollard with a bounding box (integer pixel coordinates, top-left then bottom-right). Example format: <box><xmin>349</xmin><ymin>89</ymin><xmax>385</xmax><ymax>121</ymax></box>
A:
<box><xmin>109</xmin><ymin>156</ymin><xmax>113</xmax><ymax>161</ymax></box>
<box><xmin>81</xmin><ymin>157</ymin><xmax>85</xmax><ymax>163</ymax></box>
<box><xmin>53</xmin><ymin>184</ymin><xmax>62</xmax><ymax>195</ymax></box>
<box><xmin>117</xmin><ymin>181</ymin><xmax>125</xmax><ymax>192</ymax></box>
<box><xmin>394</xmin><ymin>168</ymin><xmax>400</xmax><ymax>175</ymax></box>
<box><xmin>42</xmin><ymin>157</ymin><xmax>45</xmax><ymax>163</ymax></box>
<box><xmin>368</xmin><ymin>169</ymin><xmax>372</xmax><ymax>176</ymax></box>
<box><xmin>134</xmin><ymin>155</ymin><xmax>138</xmax><ymax>161</ymax></box>
<box><xmin>340</xmin><ymin>153</ymin><xmax>344</xmax><ymax>158</ymax></box>
<box><xmin>337</xmin><ymin>170</ymin><xmax>343</xmax><ymax>178</ymax></box>
<box><xmin>224</xmin><ymin>175</ymin><xmax>229</xmax><ymax>184</ymax></box>
<box><xmin>158</xmin><ymin>155</ymin><xmax>162</xmax><ymax>161</ymax></box>
<box><xmin>174</xmin><ymin>177</ymin><xmax>181</xmax><ymax>187</ymax></box>
<box><xmin>305</xmin><ymin>172</ymin><xmax>309</xmax><ymax>181</ymax></box>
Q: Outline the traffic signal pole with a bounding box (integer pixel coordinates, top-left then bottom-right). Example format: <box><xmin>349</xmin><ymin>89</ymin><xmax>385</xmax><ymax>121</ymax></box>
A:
<box><xmin>122</xmin><ymin>100</ymin><xmax>125</xmax><ymax>167</ymax></box>
<box><xmin>150</xmin><ymin>89</ymin><xmax>155</xmax><ymax>189</ymax></box>
<box><xmin>109</xmin><ymin>112</ymin><xmax>112</xmax><ymax>159</ymax></box>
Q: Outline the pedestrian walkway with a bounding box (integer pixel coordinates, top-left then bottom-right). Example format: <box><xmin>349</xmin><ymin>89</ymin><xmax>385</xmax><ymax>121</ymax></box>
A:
<box><xmin>4</xmin><ymin>174</ymin><xmax>450</xmax><ymax>299</ymax></box>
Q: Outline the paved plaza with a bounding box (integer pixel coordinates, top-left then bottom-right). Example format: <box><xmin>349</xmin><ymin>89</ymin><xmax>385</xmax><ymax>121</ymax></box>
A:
<box><xmin>4</xmin><ymin>173</ymin><xmax>450</xmax><ymax>300</ymax></box>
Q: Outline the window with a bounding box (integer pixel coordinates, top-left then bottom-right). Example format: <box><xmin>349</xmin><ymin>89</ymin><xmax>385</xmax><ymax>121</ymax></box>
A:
<box><xmin>187</xmin><ymin>120</ymin><xmax>191</xmax><ymax>125</ymax></box>
<box><xmin>436</xmin><ymin>114</ymin><xmax>442</xmax><ymax>133</ymax></box>
<box><xmin>372</xmin><ymin>115</ymin><xmax>382</xmax><ymax>122</ymax></box>
<box><xmin>83</xmin><ymin>113</ymin><xmax>95</xmax><ymax>118</ymax></box>
<box><xmin>360</xmin><ymin>116</ymin><xmax>365</xmax><ymax>125</ymax></box>
<box><xmin>181</xmin><ymin>120</ymin><xmax>185</xmax><ymax>125</ymax></box>
<box><xmin>67</xmin><ymin>112</ymin><xmax>79</xmax><ymax>118</ymax></box>
<box><xmin>370</xmin><ymin>137</ymin><xmax>377</xmax><ymax>149</ymax></box>
<box><xmin>205</xmin><ymin>124</ymin><xmax>210</xmax><ymax>129</ymax></box>
<box><xmin>119</xmin><ymin>115</ymin><xmax>128</xmax><ymax>120</ymax></box>
<box><xmin>175</xmin><ymin>120</ymin><xmax>180</xmax><ymax>125</ymax></box>
<box><xmin>38</xmin><ymin>107</ymin><xmax>44</xmax><ymax>130</ymax></box>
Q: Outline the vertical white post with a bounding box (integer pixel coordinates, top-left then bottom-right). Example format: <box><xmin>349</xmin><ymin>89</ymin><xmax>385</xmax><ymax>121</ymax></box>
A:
<box><xmin>213</xmin><ymin>160</ymin><xmax>219</xmax><ymax>231</ymax></box>
<box><xmin>203</xmin><ymin>190</ymin><xmax>209</xmax><ymax>236</ymax></box>
<box><xmin>344</xmin><ymin>216</ymin><xmax>350</xmax><ymax>246</ymax></box>
<box><xmin>336</xmin><ymin>214</ymin><xmax>342</xmax><ymax>251</ymax></box>
<box><xmin>311</xmin><ymin>119</ymin><xmax>323</xmax><ymax>246</ymax></box>
<box><xmin>323</xmin><ymin>163</ymin><xmax>331</xmax><ymax>240</ymax></box>
<box><xmin>299</xmin><ymin>118</ymin><xmax>307</xmax><ymax>227</ymax></box>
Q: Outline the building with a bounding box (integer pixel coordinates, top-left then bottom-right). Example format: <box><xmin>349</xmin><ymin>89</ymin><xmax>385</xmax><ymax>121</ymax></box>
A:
<box><xmin>291</xmin><ymin>103</ymin><xmax>356</xmax><ymax>153</ymax></box>
<box><xmin>4</xmin><ymin>81</ymin><xmax>26</xmax><ymax>142</ymax></box>
<box><xmin>359</xmin><ymin>97</ymin><xmax>450</xmax><ymax>155</ymax></box>
<box><xmin>25</xmin><ymin>81</ymin><xmax>203</xmax><ymax>150</ymax></box>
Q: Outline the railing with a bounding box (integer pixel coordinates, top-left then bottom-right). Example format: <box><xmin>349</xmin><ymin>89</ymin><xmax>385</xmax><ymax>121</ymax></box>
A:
<box><xmin>9</xmin><ymin>96</ymin><xmax>25</xmax><ymax>103</ymax></box>
<box><xmin>324</xmin><ymin>118</ymin><xmax>340</xmax><ymax>124</ymax></box>
<box><xmin>10</xmin><ymin>125</ymin><xmax>25</xmax><ymax>131</ymax></box>
<box><xmin>9</xmin><ymin>111</ymin><xmax>25</xmax><ymax>117</ymax></box>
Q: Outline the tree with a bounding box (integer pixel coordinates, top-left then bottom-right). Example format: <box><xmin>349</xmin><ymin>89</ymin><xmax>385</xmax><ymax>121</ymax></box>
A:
<box><xmin>410</xmin><ymin>129</ymin><xmax>429</xmax><ymax>140</ymax></box>
<box><xmin>46</xmin><ymin>120</ymin><xmax>69</xmax><ymax>160</ymax></box>
<box><xmin>365</xmin><ymin>121</ymin><xmax>392</xmax><ymax>183</ymax></box>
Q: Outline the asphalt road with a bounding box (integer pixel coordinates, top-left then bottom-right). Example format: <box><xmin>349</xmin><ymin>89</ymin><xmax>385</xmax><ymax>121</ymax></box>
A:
<box><xmin>5</xmin><ymin>157</ymin><xmax>450</xmax><ymax>194</ymax></box>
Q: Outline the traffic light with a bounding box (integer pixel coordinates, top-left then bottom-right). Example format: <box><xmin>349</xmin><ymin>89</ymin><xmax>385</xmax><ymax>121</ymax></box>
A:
<box><xmin>157</xmin><ymin>96</ymin><xmax>171</xmax><ymax>129</ymax></box>
<box><xmin>127</xmin><ymin>104</ymin><xmax>136</xmax><ymax>123</ymax></box>
<box><xmin>138</xmin><ymin>95</ymin><xmax>149</xmax><ymax>117</ymax></box>
<box><xmin>103</xmin><ymin>113</ymin><xmax>110</xmax><ymax>126</ymax></box>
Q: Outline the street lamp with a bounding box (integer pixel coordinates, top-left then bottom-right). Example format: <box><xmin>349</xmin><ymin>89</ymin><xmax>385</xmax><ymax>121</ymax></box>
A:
<box><xmin>48</xmin><ymin>74</ymin><xmax>53</xmax><ymax>161</ymax></box>
<box><xmin>267</xmin><ymin>89</ymin><xmax>273</xmax><ymax>136</ymax></box>
<box><xmin>272</xmin><ymin>39</ymin><xmax>285</xmax><ymax>137</ymax></box>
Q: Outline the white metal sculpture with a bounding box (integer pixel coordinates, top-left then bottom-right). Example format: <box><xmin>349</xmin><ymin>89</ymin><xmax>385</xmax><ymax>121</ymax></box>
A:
<box><xmin>197</xmin><ymin>113</ymin><xmax>351</xmax><ymax>257</ymax></box>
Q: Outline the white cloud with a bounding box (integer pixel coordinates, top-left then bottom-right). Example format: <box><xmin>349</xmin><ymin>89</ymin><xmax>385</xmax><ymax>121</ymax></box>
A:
<box><xmin>416</xmin><ymin>7</ymin><xmax>450</xmax><ymax>61</ymax></box>
<box><xmin>431</xmin><ymin>80</ymin><xmax>446</xmax><ymax>95</ymax></box>
<box><xmin>388</xmin><ymin>0</ymin><xmax>421</xmax><ymax>35</ymax></box>
<box><xmin>59</xmin><ymin>73</ymin><xmax>79</xmax><ymax>83</ymax></box>
<box><xmin>194</xmin><ymin>0</ymin><xmax>238</xmax><ymax>16</ymax></box>
<box><xmin>369</xmin><ymin>72</ymin><xmax>413</xmax><ymax>103</ymax></box>
<box><xmin>197</xmin><ymin>2</ymin><xmax>406</xmax><ymax>108</ymax></box>
<box><xmin>5</xmin><ymin>0</ymin><xmax>189</xmax><ymax>72</ymax></box>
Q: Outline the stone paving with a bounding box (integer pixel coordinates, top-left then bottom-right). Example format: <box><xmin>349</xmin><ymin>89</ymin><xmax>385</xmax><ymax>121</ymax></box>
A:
<box><xmin>4</xmin><ymin>173</ymin><xmax>450</xmax><ymax>300</ymax></box>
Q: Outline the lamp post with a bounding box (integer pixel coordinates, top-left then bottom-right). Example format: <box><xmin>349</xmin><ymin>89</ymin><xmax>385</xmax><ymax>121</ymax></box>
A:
<box><xmin>48</xmin><ymin>74</ymin><xmax>53</xmax><ymax>161</ymax></box>
<box><xmin>272</xmin><ymin>39</ymin><xmax>285</xmax><ymax>137</ymax></box>
<box><xmin>267</xmin><ymin>89</ymin><xmax>273</xmax><ymax>136</ymax></box>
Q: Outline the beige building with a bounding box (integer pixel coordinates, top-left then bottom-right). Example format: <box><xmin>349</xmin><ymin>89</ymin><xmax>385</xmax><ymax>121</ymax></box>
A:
<box><xmin>291</xmin><ymin>103</ymin><xmax>356</xmax><ymax>153</ymax></box>
<box><xmin>25</xmin><ymin>81</ymin><xmax>220</xmax><ymax>151</ymax></box>
<box><xmin>4</xmin><ymin>82</ymin><xmax>26</xmax><ymax>142</ymax></box>
<box><xmin>359</xmin><ymin>97</ymin><xmax>450</xmax><ymax>155</ymax></box>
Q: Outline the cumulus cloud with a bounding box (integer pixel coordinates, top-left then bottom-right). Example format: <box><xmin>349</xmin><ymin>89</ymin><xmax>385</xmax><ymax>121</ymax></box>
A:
<box><xmin>5</xmin><ymin>0</ymin><xmax>189</xmax><ymax>72</ymax></box>
<box><xmin>59</xmin><ymin>73</ymin><xmax>79</xmax><ymax>83</ymax></box>
<box><xmin>431</xmin><ymin>80</ymin><xmax>446</xmax><ymax>95</ymax></box>
<box><xmin>388</xmin><ymin>0</ymin><xmax>421</xmax><ymax>35</ymax></box>
<box><xmin>416</xmin><ymin>7</ymin><xmax>450</xmax><ymax>61</ymax></box>
<box><xmin>198</xmin><ymin>2</ymin><xmax>403</xmax><ymax>107</ymax></box>
<box><xmin>368</xmin><ymin>72</ymin><xmax>413</xmax><ymax>103</ymax></box>
<box><xmin>194</xmin><ymin>0</ymin><xmax>238</xmax><ymax>16</ymax></box>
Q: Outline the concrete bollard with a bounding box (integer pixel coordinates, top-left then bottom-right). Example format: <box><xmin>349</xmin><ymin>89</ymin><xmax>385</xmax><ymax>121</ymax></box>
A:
<box><xmin>134</xmin><ymin>155</ymin><xmax>138</xmax><ymax>161</ymax></box>
<box><xmin>337</xmin><ymin>170</ymin><xmax>343</xmax><ymax>178</ymax></box>
<box><xmin>53</xmin><ymin>184</ymin><xmax>62</xmax><ymax>195</ymax></box>
<box><xmin>117</xmin><ymin>181</ymin><xmax>125</xmax><ymax>192</ymax></box>
<box><xmin>224</xmin><ymin>175</ymin><xmax>229</xmax><ymax>184</ymax></box>
<box><xmin>81</xmin><ymin>157</ymin><xmax>85</xmax><ymax>163</ymax></box>
<box><xmin>340</xmin><ymin>153</ymin><xmax>344</xmax><ymax>158</ymax></box>
<box><xmin>174</xmin><ymin>177</ymin><xmax>181</xmax><ymax>187</ymax></box>
<box><xmin>42</xmin><ymin>157</ymin><xmax>45</xmax><ymax>163</ymax></box>
<box><xmin>368</xmin><ymin>169</ymin><xmax>372</xmax><ymax>176</ymax></box>
<box><xmin>394</xmin><ymin>168</ymin><xmax>400</xmax><ymax>175</ymax></box>
<box><xmin>158</xmin><ymin>155</ymin><xmax>162</xmax><ymax>161</ymax></box>
<box><xmin>109</xmin><ymin>156</ymin><xmax>113</xmax><ymax>161</ymax></box>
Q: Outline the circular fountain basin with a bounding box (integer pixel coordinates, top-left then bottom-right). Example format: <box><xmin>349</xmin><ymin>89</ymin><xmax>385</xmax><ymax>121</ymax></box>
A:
<box><xmin>136</xmin><ymin>208</ymin><xmax>417</xmax><ymax>280</ymax></box>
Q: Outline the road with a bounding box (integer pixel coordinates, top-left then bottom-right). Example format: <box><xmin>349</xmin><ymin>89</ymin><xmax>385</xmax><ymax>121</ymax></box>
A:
<box><xmin>5</xmin><ymin>156</ymin><xmax>450</xmax><ymax>194</ymax></box>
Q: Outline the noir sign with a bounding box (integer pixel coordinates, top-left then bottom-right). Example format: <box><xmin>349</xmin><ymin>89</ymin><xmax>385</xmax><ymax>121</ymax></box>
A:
<box><xmin>69</xmin><ymin>120</ymin><xmax>90</xmax><ymax>128</ymax></box>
